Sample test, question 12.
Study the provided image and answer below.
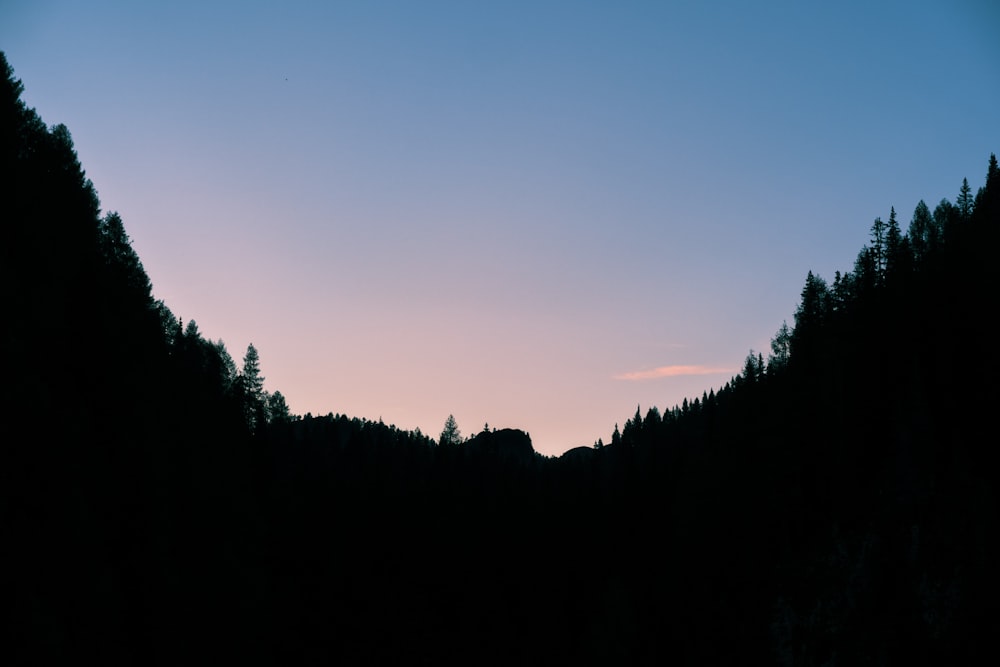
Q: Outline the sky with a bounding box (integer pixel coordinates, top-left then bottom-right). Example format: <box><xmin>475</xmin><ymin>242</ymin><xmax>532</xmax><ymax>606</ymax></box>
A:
<box><xmin>3</xmin><ymin>0</ymin><xmax>998</xmax><ymax>456</ymax></box>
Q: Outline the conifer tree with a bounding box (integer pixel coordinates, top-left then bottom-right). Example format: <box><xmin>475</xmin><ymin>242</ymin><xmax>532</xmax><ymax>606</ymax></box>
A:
<box><xmin>974</xmin><ymin>153</ymin><xmax>999</xmax><ymax>220</ymax></box>
<box><xmin>213</xmin><ymin>340</ymin><xmax>238</xmax><ymax>390</ymax></box>
<box><xmin>908</xmin><ymin>200</ymin><xmax>935</xmax><ymax>261</ymax></box>
<box><xmin>853</xmin><ymin>247</ymin><xmax>875</xmax><ymax>297</ymax></box>
<box><xmin>267</xmin><ymin>390</ymin><xmax>292</xmax><ymax>424</ymax></box>
<box><xmin>439</xmin><ymin>414</ymin><xmax>462</xmax><ymax>446</ymax></box>
<box><xmin>742</xmin><ymin>350</ymin><xmax>763</xmax><ymax>383</ymax></box>
<box><xmin>933</xmin><ymin>198</ymin><xmax>957</xmax><ymax>242</ymax></box>
<box><xmin>870</xmin><ymin>216</ymin><xmax>887</xmax><ymax>281</ymax></box>
<box><xmin>884</xmin><ymin>206</ymin><xmax>907</xmax><ymax>281</ymax></box>
<box><xmin>957</xmin><ymin>177</ymin><xmax>974</xmax><ymax>219</ymax></box>
<box><xmin>240</xmin><ymin>343</ymin><xmax>266</xmax><ymax>432</ymax></box>
<box><xmin>791</xmin><ymin>271</ymin><xmax>829</xmax><ymax>361</ymax></box>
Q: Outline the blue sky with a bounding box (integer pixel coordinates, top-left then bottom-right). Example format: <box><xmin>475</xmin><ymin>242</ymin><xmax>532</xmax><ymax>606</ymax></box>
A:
<box><xmin>3</xmin><ymin>0</ymin><xmax>998</xmax><ymax>455</ymax></box>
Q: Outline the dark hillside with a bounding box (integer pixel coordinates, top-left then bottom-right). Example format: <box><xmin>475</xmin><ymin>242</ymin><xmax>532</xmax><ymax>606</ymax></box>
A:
<box><xmin>578</xmin><ymin>151</ymin><xmax>1000</xmax><ymax>663</ymax></box>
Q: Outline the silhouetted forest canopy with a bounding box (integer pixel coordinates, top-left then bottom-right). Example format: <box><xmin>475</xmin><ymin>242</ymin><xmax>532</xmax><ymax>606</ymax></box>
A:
<box><xmin>4</xmin><ymin>51</ymin><xmax>998</xmax><ymax>665</ymax></box>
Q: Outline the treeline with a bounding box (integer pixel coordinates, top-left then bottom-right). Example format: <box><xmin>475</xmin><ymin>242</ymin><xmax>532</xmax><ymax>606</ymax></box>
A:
<box><xmin>576</xmin><ymin>150</ymin><xmax>1000</xmax><ymax>663</ymax></box>
<box><xmin>1</xmin><ymin>50</ymin><xmax>296</xmax><ymax>664</ymax></box>
<box><xmin>4</xmin><ymin>47</ymin><xmax>998</xmax><ymax>665</ymax></box>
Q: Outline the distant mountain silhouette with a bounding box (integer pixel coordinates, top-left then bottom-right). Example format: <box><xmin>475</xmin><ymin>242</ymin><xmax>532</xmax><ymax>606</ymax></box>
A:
<box><xmin>465</xmin><ymin>427</ymin><xmax>536</xmax><ymax>465</ymax></box>
<box><xmin>560</xmin><ymin>445</ymin><xmax>597</xmax><ymax>462</ymax></box>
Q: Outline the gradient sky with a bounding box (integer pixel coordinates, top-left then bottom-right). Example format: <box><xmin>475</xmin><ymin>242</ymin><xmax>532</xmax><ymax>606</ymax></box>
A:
<box><xmin>3</xmin><ymin>1</ymin><xmax>998</xmax><ymax>456</ymax></box>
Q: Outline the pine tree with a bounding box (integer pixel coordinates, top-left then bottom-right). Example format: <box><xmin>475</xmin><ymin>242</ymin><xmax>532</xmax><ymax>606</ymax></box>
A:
<box><xmin>213</xmin><ymin>340</ymin><xmax>238</xmax><ymax>391</ymax></box>
<box><xmin>240</xmin><ymin>343</ymin><xmax>266</xmax><ymax>433</ymax></box>
<box><xmin>870</xmin><ymin>216</ymin><xmax>887</xmax><ymax>281</ymax></box>
<box><xmin>973</xmin><ymin>153</ymin><xmax>999</xmax><ymax>221</ymax></box>
<box><xmin>908</xmin><ymin>200</ymin><xmax>935</xmax><ymax>261</ymax></box>
<box><xmin>742</xmin><ymin>350</ymin><xmax>762</xmax><ymax>384</ymax></box>
<box><xmin>791</xmin><ymin>271</ymin><xmax>829</xmax><ymax>362</ymax></box>
<box><xmin>933</xmin><ymin>199</ymin><xmax>957</xmax><ymax>243</ymax></box>
<box><xmin>439</xmin><ymin>414</ymin><xmax>462</xmax><ymax>446</ymax></box>
<box><xmin>267</xmin><ymin>390</ymin><xmax>292</xmax><ymax>424</ymax></box>
<box><xmin>98</xmin><ymin>211</ymin><xmax>154</xmax><ymax>309</ymax></box>
<box><xmin>884</xmin><ymin>206</ymin><xmax>907</xmax><ymax>281</ymax></box>
<box><xmin>957</xmin><ymin>177</ymin><xmax>973</xmax><ymax>219</ymax></box>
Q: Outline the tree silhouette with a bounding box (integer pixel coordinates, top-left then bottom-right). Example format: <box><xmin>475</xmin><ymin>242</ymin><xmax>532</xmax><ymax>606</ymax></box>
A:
<box><xmin>933</xmin><ymin>198</ymin><xmax>957</xmax><ymax>240</ymax></box>
<box><xmin>768</xmin><ymin>321</ymin><xmax>792</xmax><ymax>372</ymax></box>
<box><xmin>439</xmin><ymin>413</ymin><xmax>462</xmax><ymax>446</ymax></box>
<box><xmin>240</xmin><ymin>343</ymin><xmax>266</xmax><ymax>432</ymax></box>
<box><xmin>907</xmin><ymin>199</ymin><xmax>935</xmax><ymax>261</ymax></box>
<box><xmin>790</xmin><ymin>270</ymin><xmax>829</xmax><ymax>361</ymax></box>
<box><xmin>884</xmin><ymin>205</ymin><xmax>909</xmax><ymax>281</ymax></box>
<box><xmin>957</xmin><ymin>176</ymin><xmax>974</xmax><ymax>218</ymax></box>
<box><xmin>267</xmin><ymin>390</ymin><xmax>292</xmax><ymax>424</ymax></box>
<box><xmin>870</xmin><ymin>214</ymin><xmax>887</xmax><ymax>279</ymax></box>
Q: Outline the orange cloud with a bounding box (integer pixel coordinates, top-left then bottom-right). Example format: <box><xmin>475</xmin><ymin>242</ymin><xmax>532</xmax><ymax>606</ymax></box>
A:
<box><xmin>614</xmin><ymin>365</ymin><xmax>734</xmax><ymax>380</ymax></box>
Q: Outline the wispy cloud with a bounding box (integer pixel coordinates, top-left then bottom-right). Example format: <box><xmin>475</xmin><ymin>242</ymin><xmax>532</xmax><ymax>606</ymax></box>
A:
<box><xmin>614</xmin><ymin>365</ymin><xmax>734</xmax><ymax>381</ymax></box>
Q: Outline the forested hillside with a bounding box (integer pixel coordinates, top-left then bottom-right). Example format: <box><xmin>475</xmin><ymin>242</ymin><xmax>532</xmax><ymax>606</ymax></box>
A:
<box><xmin>4</xmin><ymin>51</ymin><xmax>997</xmax><ymax>665</ymax></box>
